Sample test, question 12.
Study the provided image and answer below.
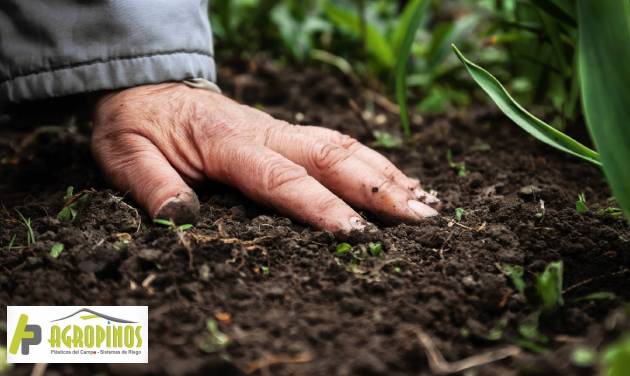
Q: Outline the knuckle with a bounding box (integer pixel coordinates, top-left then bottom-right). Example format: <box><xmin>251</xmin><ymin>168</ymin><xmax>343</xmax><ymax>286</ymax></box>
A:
<box><xmin>262</xmin><ymin>160</ymin><xmax>308</xmax><ymax>193</ymax></box>
<box><xmin>310</xmin><ymin>142</ymin><xmax>351</xmax><ymax>172</ymax></box>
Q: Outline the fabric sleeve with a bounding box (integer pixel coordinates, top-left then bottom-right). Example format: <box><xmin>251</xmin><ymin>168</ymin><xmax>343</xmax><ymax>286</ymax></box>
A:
<box><xmin>0</xmin><ymin>0</ymin><xmax>216</xmax><ymax>107</ymax></box>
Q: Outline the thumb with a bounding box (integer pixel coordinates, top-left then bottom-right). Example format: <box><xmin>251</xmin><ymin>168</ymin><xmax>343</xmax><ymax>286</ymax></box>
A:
<box><xmin>91</xmin><ymin>132</ymin><xmax>200</xmax><ymax>224</ymax></box>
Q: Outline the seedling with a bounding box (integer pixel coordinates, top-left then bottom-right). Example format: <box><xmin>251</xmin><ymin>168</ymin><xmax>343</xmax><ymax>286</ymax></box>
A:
<box><xmin>598</xmin><ymin>207</ymin><xmax>623</xmax><ymax>219</ymax></box>
<box><xmin>446</xmin><ymin>149</ymin><xmax>468</xmax><ymax>177</ymax></box>
<box><xmin>501</xmin><ymin>264</ymin><xmax>525</xmax><ymax>296</ymax></box>
<box><xmin>576</xmin><ymin>193</ymin><xmax>588</xmax><ymax>213</ymax></box>
<box><xmin>372</xmin><ymin>131</ymin><xmax>402</xmax><ymax>149</ymax></box>
<box><xmin>261</xmin><ymin>265</ymin><xmax>270</xmax><ymax>276</ymax></box>
<box><xmin>335</xmin><ymin>242</ymin><xmax>352</xmax><ymax>256</ymax></box>
<box><xmin>574</xmin><ymin>292</ymin><xmax>616</xmax><ymax>303</ymax></box>
<box><xmin>6</xmin><ymin>234</ymin><xmax>16</xmax><ymax>252</ymax></box>
<box><xmin>535</xmin><ymin>199</ymin><xmax>546</xmax><ymax>221</ymax></box>
<box><xmin>57</xmin><ymin>186</ymin><xmax>91</xmax><ymax>222</ymax></box>
<box><xmin>15</xmin><ymin>210</ymin><xmax>35</xmax><ymax>245</ymax></box>
<box><xmin>50</xmin><ymin>243</ymin><xmax>65</xmax><ymax>258</ymax></box>
<box><xmin>153</xmin><ymin>219</ymin><xmax>193</xmax><ymax>232</ymax></box>
<box><xmin>571</xmin><ymin>346</ymin><xmax>597</xmax><ymax>367</ymax></box>
<box><xmin>368</xmin><ymin>242</ymin><xmax>383</xmax><ymax>257</ymax></box>
<box><xmin>198</xmin><ymin>319</ymin><xmax>230</xmax><ymax>353</ymax></box>
<box><xmin>515</xmin><ymin>312</ymin><xmax>549</xmax><ymax>353</ymax></box>
<box><xmin>454</xmin><ymin>208</ymin><xmax>465</xmax><ymax>222</ymax></box>
<box><xmin>536</xmin><ymin>261</ymin><xmax>564</xmax><ymax>312</ymax></box>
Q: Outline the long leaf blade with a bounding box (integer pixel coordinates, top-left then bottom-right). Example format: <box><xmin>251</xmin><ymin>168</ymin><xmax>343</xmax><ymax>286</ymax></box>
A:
<box><xmin>395</xmin><ymin>0</ymin><xmax>429</xmax><ymax>138</ymax></box>
<box><xmin>451</xmin><ymin>44</ymin><xmax>601</xmax><ymax>166</ymax></box>
<box><xmin>578</xmin><ymin>0</ymin><xmax>630</xmax><ymax>223</ymax></box>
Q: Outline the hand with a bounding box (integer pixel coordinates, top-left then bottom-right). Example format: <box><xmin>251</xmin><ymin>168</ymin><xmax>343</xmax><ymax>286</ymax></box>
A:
<box><xmin>91</xmin><ymin>83</ymin><xmax>439</xmax><ymax>234</ymax></box>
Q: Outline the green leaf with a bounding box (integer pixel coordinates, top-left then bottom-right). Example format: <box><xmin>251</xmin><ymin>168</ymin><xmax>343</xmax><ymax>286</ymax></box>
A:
<box><xmin>335</xmin><ymin>242</ymin><xmax>352</xmax><ymax>256</ymax></box>
<box><xmin>454</xmin><ymin>208</ymin><xmax>465</xmax><ymax>222</ymax></box>
<box><xmin>323</xmin><ymin>2</ymin><xmax>394</xmax><ymax>69</ymax></box>
<box><xmin>153</xmin><ymin>218</ymin><xmax>175</xmax><ymax>228</ymax></box>
<box><xmin>571</xmin><ymin>346</ymin><xmax>597</xmax><ymax>367</ymax></box>
<box><xmin>576</xmin><ymin>193</ymin><xmax>588</xmax><ymax>213</ymax></box>
<box><xmin>50</xmin><ymin>243</ymin><xmax>64</xmax><ymax>258</ymax></box>
<box><xmin>529</xmin><ymin>0</ymin><xmax>577</xmax><ymax>28</ymax></box>
<box><xmin>178</xmin><ymin>224</ymin><xmax>193</xmax><ymax>231</ymax></box>
<box><xmin>536</xmin><ymin>261</ymin><xmax>564</xmax><ymax>312</ymax></box>
<box><xmin>368</xmin><ymin>242</ymin><xmax>383</xmax><ymax>257</ymax></box>
<box><xmin>372</xmin><ymin>130</ymin><xmax>402</xmax><ymax>149</ymax></box>
<box><xmin>502</xmin><ymin>264</ymin><xmax>526</xmax><ymax>296</ymax></box>
<box><xmin>603</xmin><ymin>335</ymin><xmax>630</xmax><ymax>376</ymax></box>
<box><xmin>395</xmin><ymin>0</ymin><xmax>429</xmax><ymax>138</ymax></box>
<box><xmin>574</xmin><ymin>291</ymin><xmax>616</xmax><ymax>303</ymax></box>
<box><xmin>578</xmin><ymin>0</ymin><xmax>630</xmax><ymax>225</ymax></box>
<box><xmin>451</xmin><ymin>44</ymin><xmax>601</xmax><ymax>166</ymax></box>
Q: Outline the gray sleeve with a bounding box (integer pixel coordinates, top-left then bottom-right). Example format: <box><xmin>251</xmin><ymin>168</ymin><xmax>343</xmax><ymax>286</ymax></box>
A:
<box><xmin>0</xmin><ymin>0</ymin><xmax>216</xmax><ymax>106</ymax></box>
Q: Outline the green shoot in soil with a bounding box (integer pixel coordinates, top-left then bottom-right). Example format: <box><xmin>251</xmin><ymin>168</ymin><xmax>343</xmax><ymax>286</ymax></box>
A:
<box><xmin>372</xmin><ymin>130</ymin><xmax>402</xmax><ymax>149</ymax></box>
<box><xmin>501</xmin><ymin>264</ymin><xmax>526</xmax><ymax>297</ymax></box>
<box><xmin>50</xmin><ymin>243</ymin><xmax>65</xmax><ymax>258</ymax></box>
<box><xmin>6</xmin><ymin>234</ymin><xmax>16</xmax><ymax>252</ymax></box>
<box><xmin>15</xmin><ymin>210</ymin><xmax>35</xmax><ymax>245</ymax></box>
<box><xmin>576</xmin><ymin>193</ymin><xmax>588</xmax><ymax>213</ymax></box>
<box><xmin>454</xmin><ymin>208</ymin><xmax>465</xmax><ymax>222</ymax></box>
<box><xmin>261</xmin><ymin>265</ymin><xmax>270</xmax><ymax>276</ymax></box>
<box><xmin>335</xmin><ymin>242</ymin><xmax>352</xmax><ymax>256</ymax></box>
<box><xmin>368</xmin><ymin>242</ymin><xmax>383</xmax><ymax>257</ymax></box>
<box><xmin>571</xmin><ymin>346</ymin><xmax>597</xmax><ymax>367</ymax></box>
<box><xmin>536</xmin><ymin>261</ymin><xmax>564</xmax><ymax>312</ymax></box>
<box><xmin>153</xmin><ymin>219</ymin><xmax>193</xmax><ymax>232</ymax></box>
<box><xmin>57</xmin><ymin>186</ymin><xmax>91</xmax><ymax>222</ymax></box>
<box><xmin>446</xmin><ymin>149</ymin><xmax>468</xmax><ymax>177</ymax></box>
<box><xmin>603</xmin><ymin>334</ymin><xmax>630</xmax><ymax>376</ymax></box>
<box><xmin>198</xmin><ymin>319</ymin><xmax>230</xmax><ymax>353</ymax></box>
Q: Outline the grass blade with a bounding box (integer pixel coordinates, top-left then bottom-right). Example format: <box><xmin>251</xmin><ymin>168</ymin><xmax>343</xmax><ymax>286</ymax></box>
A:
<box><xmin>577</xmin><ymin>0</ymin><xmax>630</xmax><ymax>224</ymax></box>
<box><xmin>451</xmin><ymin>44</ymin><xmax>601</xmax><ymax>166</ymax></box>
<box><xmin>529</xmin><ymin>0</ymin><xmax>577</xmax><ymax>28</ymax></box>
<box><xmin>395</xmin><ymin>0</ymin><xmax>429</xmax><ymax>138</ymax></box>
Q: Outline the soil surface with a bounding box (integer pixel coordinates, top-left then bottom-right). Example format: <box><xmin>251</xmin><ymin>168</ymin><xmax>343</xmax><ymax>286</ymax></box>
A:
<box><xmin>1</xmin><ymin>61</ymin><xmax>629</xmax><ymax>376</ymax></box>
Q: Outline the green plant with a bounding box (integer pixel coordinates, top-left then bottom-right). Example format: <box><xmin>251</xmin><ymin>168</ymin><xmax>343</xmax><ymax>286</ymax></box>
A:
<box><xmin>57</xmin><ymin>186</ymin><xmax>91</xmax><ymax>222</ymax></box>
<box><xmin>571</xmin><ymin>346</ymin><xmax>597</xmax><ymax>367</ymax></box>
<box><xmin>453</xmin><ymin>1</ymin><xmax>630</xmax><ymax>225</ymax></box>
<box><xmin>446</xmin><ymin>149</ymin><xmax>468</xmax><ymax>177</ymax></box>
<box><xmin>15</xmin><ymin>210</ymin><xmax>35</xmax><ymax>245</ymax></box>
<box><xmin>50</xmin><ymin>243</ymin><xmax>65</xmax><ymax>258</ymax></box>
<box><xmin>603</xmin><ymin>334</ymin><xmax>630</xmax><ymax>376</ymax></box>
<box><xmin>576</xmin><ymin>192</ymin><xmax>588</xmax><ymax>213</ymax></box>
<box><xmin>335</xmin><ymin>242</ymin><xmax>352</xmax><ymax>256</ymax></box>
<box><xmin>198</xmin><ymin>319</ymin><xmax>230</xmax><ymax>353</ymax></box>
<box><xmin>536</xmin><ymin>261</ymin><xmax>563</xmax><ymax>312</ymax></box>
<box><xmin>454</xmin><ymin>207</ymin><xmax>465</xmax><ymax>222</ymax></box>
<box><xmin>153</xmin><ymin>219</ymin><xmax>193</xmax><ymax>232</ymax></box>
<box><xmin>368</xmin><ymin>242</ymin><xmax>382</xmax><ymax>257</ymax></box>
<box><xmin>261</xmin><ymin>265</ymin><xmax>270</xmax><ymax>276</ymax></box>
<box><xmin>501</xmin><ymin>264</ymin><xmax>526</xmax><ymax>296</ymax></box>
<box><xmin>6</xmin><ymin>234</ymin><xmax>16</xmax><ymax>252</ymax></box>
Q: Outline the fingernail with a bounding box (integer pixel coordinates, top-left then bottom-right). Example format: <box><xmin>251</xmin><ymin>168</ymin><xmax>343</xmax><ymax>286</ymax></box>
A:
<box><xmin>408</xmin><ymin>199</ymin><xmax>438</xmax><ymax>218</ymax></box>
<box><xmin>155</xmin><ymin>191</ymin><xmax>200</xmax><ymax>225</ymax></box>
<box><xmin>349</xmin><ymin>216</ymin><xmax>367</xmax><ymax>231</ymax></box>
<box><xmin>414</xmin><ymin>188</ymin><xmax>441</xmax><ymax>206</ymax></box>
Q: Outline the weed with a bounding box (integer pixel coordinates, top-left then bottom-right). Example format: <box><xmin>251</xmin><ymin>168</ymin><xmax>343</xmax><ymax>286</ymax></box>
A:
<box><xmin>576</xmin><ymin>193</ymin><xmax>588</xmax><ymax>213</ymax></box>
<box><xmin>50</xmin><ymin>243</ymin><xmax>65</xmax><ymax>258</ymax></box>
<box><xmin>153</xmin><ymin>219</ymin><xmax>193</xmax><ymax>232</ymax></box>
<box><xmin>446</xmin><ymin>149</ymin><xmax>468</xmax><ymax>177</ymax></box>
<box><xmin>598</xmin><ymin>206</ymin><xmax>623</xmax><ymax>219</ymax></box>
<box><xmin>501</xmin><ymin>264</ymin><xmax>525</xmax><ymax>296</ymax></box>
<box><xmin>198</xmin><ymin>319</ymin><xmax>230</xmax><ymax>353</ymax></box>
<box><xmin>536</xmin><ymin>261</ymin><xmax>564</xmax><ymax>312</ymax></box>
<box><xmin>15</xmin><ymin>210</ymin><xmax>35</xmax><ymax>245</ymax></box>
<box><xmin>454</xmin><ymin>208</ymin><xmax>465</xmax><ymax>222</ymax></box>
<box><xmin>368</xmin><ymin>242</ymin><xmax>383</xmax><ymax>257</ymax></box>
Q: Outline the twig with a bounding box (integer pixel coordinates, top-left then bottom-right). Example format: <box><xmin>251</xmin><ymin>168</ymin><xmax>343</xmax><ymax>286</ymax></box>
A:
<box><xmin>563</xmin><ymin>268</ymin><xmax>630</xmax><ymax>294</ymax></box>
<box><xmin>244</xmin><ymin>352</ymin><xmax>313</xmax><ymax>374</ymax></box>
<box><xmin>413</xmin><ymin>327</ymin><xmax>520</xmax><ymax>375</ymax></box>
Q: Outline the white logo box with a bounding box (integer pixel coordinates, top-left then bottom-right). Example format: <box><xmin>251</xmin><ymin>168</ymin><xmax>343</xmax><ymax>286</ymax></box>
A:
<box><xmin>7</xmin><ymin>306</ymin><xmax>148</xmax><ymax>363</ymax></box>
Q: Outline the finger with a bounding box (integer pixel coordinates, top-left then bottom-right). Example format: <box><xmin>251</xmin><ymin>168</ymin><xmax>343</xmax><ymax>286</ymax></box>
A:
<box><xmin>92</xmin><ymin>132</ymin><xmax>200</xmax><ymax>224</ymax></box>
<box><xmin>205</xmin><ymin>142</ymin><xmax>366</xmax><ymax>234</ymax></box>
<box><xmin>298</xmin><ymin>125</ymin><xmax>441</xmax><ymax>208</ymax></box>
<box><xmin>262</xmin><ymin>124</ymin><xmax>438</xmax><ymax>221</ymax></box>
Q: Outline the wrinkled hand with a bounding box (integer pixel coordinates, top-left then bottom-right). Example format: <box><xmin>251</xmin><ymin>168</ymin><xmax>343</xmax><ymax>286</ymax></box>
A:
<box><xmin>91</xmin><ymin>83</ymin><xmax>439</xmax><ymax>234</ymax></box>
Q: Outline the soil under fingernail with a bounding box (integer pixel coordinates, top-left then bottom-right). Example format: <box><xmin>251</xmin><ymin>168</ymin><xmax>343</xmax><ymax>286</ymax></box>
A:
<box><xmin>155</xmin><ymin>191</ymin><xmax>200</xmax><ymax>225</ymax></box>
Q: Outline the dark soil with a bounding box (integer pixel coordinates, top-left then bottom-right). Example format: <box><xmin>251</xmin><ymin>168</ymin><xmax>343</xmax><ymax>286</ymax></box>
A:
<box><xmin>1</xmin><ymin>61</ymin><xmax>629</xmax><ymax>376</ymax></box>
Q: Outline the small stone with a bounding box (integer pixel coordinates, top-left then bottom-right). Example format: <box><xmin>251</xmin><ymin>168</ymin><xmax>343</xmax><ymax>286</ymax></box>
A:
<box><xmin>519</xmin><ymin>185</ymin><xmax>542</xmax><ymax>196</ymax></box>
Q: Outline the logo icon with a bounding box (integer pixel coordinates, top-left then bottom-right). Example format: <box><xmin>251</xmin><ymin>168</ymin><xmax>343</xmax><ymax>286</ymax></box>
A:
<box><xmin>9</xmin><ymin>314</ymin><xmax>41</xmax><ymax>355</ymax></box>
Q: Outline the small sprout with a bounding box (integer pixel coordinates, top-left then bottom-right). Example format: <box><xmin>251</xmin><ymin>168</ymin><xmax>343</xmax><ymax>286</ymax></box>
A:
<box><xmin>16</xmin><ymin>210</ymin><xmax>35</xmax><ymax>245</ymax></box>
<box><xmin>576</xmin><ymin>193</ymin><xmax>589</xmax><ymax>213</ymax></box>
<box><xmin>571</xmin><ymin>346</ymin><xmax>597</xmax><ymax>367</ymax></box>
<box><xmin>598</xmin><ymin>206</ymin><xmax>623</xmax><ymax>218</ymax></box>
<box><xmin>335</xmin><ymin>242</ymin><xmax>352</xmax><ymax>256</ymax></box>
<box><xmin>261</xmin><ymin>265</ymin><xmax>270</xmax><ymax>276</ymax></box>
<box><xmin>535</xmin><ymin>199</ymin><xmax>546</xmax><ymax>220</ymax></box>
<box><xmin>501</xmin><ymin>264</ymin><xmax>526</xmax><ymax>296</ymax></box>
<box><xmin>394</xmin><ymin>266</ymin><xmax>402</xmax><ymax>273</ymax></box>
<box><xmin>518</xmin><ymin>313</ymin><xmax>548</xmax><ymax>344</ymax></box>
<box><xmin>199</xmin><ymin>319</ymin><xmax>230</xmax><ymax>353</ymax></box>
<box><xmin>50</xmin><ymin>243</ymin><xmax>65</xmax><ymax>258</ymax></box>
<box><xmin>6</xmin><ymin>234</ymin><xmax>16</xmax><ymax>251</ymax></box>
<box><xmin>454</xmin><ymin>208</ymin><xmax>465</xmax><ymax>222</ymax></box>
<box><xmin>485</xmin><ymin>317</ymin><xmax>508</xmax><ymax>341</ymax></box>
<box><xmin>154</xmin><ymin>219</ymin><xmax>193</xmax><ymax>232</ymax></box>
<box><xmin>372</xmin><ymin>130</ymin><xmax>402</xmax><ymax>149</ymax></box>
<box><xmin>0</xmin><ymin>346</ymin><xmax>11</xmax><ymax>373</ymax></box>
<box><xmin>446</xmin><ymin>149</ymin><xmax>468</xmax><ymax>177</ymax></box>
<box><xmin>57</xmin><ymin>186</ymin><xmax>91</xmax><ymax>222</ymax></box>
<box><xmin>536</xmin><ymin>261</ymin><xmax>564</xmax><ymax>312</ymax></box>
<box><xmin>368</xmin><ymin>242</ymin><xmax>383</xmax><ymax>257</ymax></box>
